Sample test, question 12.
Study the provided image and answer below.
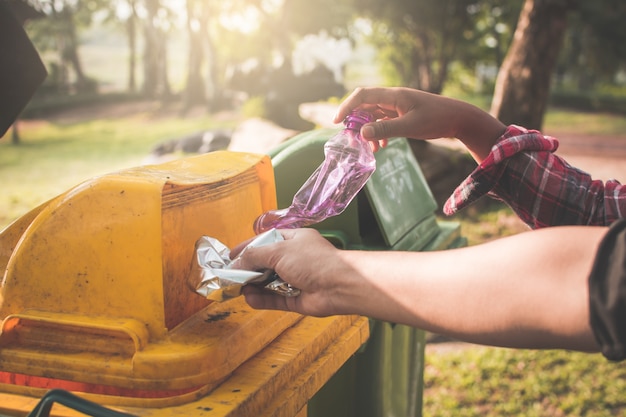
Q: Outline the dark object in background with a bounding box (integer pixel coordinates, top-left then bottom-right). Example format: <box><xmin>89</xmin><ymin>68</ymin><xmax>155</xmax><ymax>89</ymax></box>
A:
<box><xmin>0</xmin><ymin>1</ymin><xmax>47</xmax><ymax>137</ymax></box>
<box><xmin>150</xmin><ymin>129</ymin><xmax>232</xmax><ymax>156</ymax></box>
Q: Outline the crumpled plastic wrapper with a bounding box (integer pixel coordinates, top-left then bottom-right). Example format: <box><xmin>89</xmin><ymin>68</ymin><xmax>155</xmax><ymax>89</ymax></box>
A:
<box><xmin>188</xmin><ymin>229</ymin><xmax>301</xmax><ymax>302</ymax></box>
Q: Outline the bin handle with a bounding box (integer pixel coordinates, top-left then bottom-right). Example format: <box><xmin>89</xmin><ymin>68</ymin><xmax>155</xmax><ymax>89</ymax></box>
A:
<box><xmin>1</xmin><ymin>310</ymin><xmax>150</xmax><ymax>354</ymax></box>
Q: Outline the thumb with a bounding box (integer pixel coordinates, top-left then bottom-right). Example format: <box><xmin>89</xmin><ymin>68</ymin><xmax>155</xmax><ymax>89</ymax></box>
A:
<box><xmin>361</xmin><ymin>118</ymin><xmax>411</xmax><ymax>141</ymax></box>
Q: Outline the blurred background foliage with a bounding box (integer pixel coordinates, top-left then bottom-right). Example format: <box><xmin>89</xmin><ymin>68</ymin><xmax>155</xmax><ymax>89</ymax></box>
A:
<box><xmin>3</xmin><ymin>3</ymin><xmax>626</xmax><ymax>414</ymax></box>
<box><xmin>12</xmin><ymin>0</ymin><xmax>626</xmax><ymax>132</ymax></box>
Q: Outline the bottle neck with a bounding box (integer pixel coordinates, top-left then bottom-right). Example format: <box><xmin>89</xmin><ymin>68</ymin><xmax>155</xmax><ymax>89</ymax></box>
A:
<box><xmin>343</xmin><ymin>110</ymin><xmax>374</xmax><ymax>131</ymax></box>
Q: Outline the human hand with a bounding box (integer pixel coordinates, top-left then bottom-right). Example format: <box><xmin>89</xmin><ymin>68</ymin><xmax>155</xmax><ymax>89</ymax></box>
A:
<box><xmin>334</xmin><ymin>87</ymin><xmax>455</xmax><ymax>145</ymax></box>
<box><xmin>231</xmin><ymin>228</ymin><xmax>358</xmax><ymax>316</ymax></box>
<box><xmin>334</xmin><ymin>87</ymin><xmax>506</xmax><ymax>161</ymax></box>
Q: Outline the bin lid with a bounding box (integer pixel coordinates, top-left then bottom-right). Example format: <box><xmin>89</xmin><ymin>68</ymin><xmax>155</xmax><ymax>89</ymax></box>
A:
<box><xmin>364</xmin><ymin>138</ymin><xmax>438</xmax><ymax>248</ymax></box>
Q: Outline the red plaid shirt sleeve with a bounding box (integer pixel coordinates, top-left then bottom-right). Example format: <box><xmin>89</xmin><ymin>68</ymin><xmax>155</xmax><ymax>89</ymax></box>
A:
<box><xmin>443</xmin><ymin>125</ymin><xmax>626</xmax><ymax>229</ymax></box>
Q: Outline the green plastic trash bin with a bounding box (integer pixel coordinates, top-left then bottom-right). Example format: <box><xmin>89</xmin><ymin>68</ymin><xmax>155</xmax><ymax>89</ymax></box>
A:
<box><xmin>267</xmin><ymin>128</ymin><xmax>467</xmax><ymax>417</ymax></box>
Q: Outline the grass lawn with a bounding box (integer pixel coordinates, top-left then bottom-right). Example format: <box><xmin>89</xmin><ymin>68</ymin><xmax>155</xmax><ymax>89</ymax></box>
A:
<box><xmin>545</xmin><ymin>108</ymin><xmax>626</xmax><ymax>136</ymax></box>
<box><xmin>424</xmin><ymin>346</ymin><xmax>626</xmax><ymax>417</ymax></box>
<box><xmin>422</xmin><ymin>107</ymin><xmax>626</xmax><ymax>416</ymax></box>
<box><xmin>0</xmin><ymin>101</ymin><xmax>240</xmax><ymax>229</ymax></box>
<box><xmin>1</xmin><ymin>99</ymin><xmax>625</xmax><ymax>415</ymax></box>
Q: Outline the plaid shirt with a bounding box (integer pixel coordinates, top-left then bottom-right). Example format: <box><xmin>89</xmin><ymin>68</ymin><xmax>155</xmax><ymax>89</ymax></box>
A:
<box><xmin>443</xmin><ymin>125</ymin><xmax>626</xmax><ymax>229</ymax></box>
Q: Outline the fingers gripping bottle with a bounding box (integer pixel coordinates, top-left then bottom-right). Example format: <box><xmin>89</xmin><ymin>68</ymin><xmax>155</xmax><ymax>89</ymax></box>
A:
<box><xmin>254</xmin><ymin>110</ymin><xmax>376</xmax><ymax>234</ymax></box>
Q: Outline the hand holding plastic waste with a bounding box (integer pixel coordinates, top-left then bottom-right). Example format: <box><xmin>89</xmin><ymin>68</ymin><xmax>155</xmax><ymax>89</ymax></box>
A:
<box><xmin>254</xmin><ymin>110</ymin><xmax>376</xmax><ymax>234</ymax></box>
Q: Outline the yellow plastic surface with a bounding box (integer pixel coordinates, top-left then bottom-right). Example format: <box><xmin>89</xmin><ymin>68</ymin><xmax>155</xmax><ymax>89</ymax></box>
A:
<box><xmin>0</xmin><ymin>314</ymin><xmax>369</xmax><ymax>417</ymax></box>
<box><xmin>1</xmin><ymin>151</ymin><xmax>275</xmax><ymax>332</ymax></box>
<box><xmin>0</xmin><ymin>151</ymin><xmax>310</xmax><ymax>407</ymax></box>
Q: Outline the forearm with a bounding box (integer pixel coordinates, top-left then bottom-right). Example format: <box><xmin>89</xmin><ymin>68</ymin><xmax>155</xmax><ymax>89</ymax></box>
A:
<box><xmin>337</xmin><ymin>226</ymin><xmax>607</xmax><ymax>352</ymax></box>
<box><xmin>333</xmin><ymin>87</ymin><xmax>506</xmax><ymax>163</ymax></box>
<box><xmin>443</xmin><ymin>97</ymin><xmax>507</xmax><ymax>162</ymax></box>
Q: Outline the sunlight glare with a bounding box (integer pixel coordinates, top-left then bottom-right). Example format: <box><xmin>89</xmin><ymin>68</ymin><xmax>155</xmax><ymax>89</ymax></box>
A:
<box><xmin>160</xmin><ymin>0</ymin><xmax>187</xmax><ymax>27</ymax></box>
<box><xmin>219</xmin><ymin>6</ymin><xmax>261</xmax><ymax>34</ymax></box>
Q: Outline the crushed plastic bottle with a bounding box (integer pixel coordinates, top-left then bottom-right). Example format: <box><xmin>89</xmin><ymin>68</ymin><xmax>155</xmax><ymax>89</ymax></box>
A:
<box><xmin>254</xmin><ymin>110</ymin><xmax>376</xmax><ymax>234</ymax></box>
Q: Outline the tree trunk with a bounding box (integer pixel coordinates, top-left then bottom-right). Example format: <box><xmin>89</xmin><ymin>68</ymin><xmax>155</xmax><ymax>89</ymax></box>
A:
<box><xmin>182</xmin><ymin>0</ymin><xmax>207</xmax><ymax>111</ymax></box>
<box><xmin>415</xmin><ymin>32</ymin><xmax>433</xmax><ymax>92</ymax></box>
<box><xmin>205</xmin><ymin>15</ymin><xmax>221</xmax><ymax>111</ymax></box>
<box><xmin>56</xmin><ymin>7</ymin><xmax>90</xmax><ymax>93</ymax></box>
<box><xmin>11</xmin><ymin>122</ymin><xmax>20</xmax><ymax>145</ymax></box>
<box><xmin>142</xmin><ymin>0</ymin><xmax>171</xmax><ymax>99</ymax></box>
<box><xmin>490</xmin><ymin>0</ymin><xmax>572</xmax><ymax>130</ymax></box>
<box><xmin>126</xmin><ymin>0</ymin><xmax>138</xmax><ymax>92</ymax></box>
<box><xmin>403</xmin><ymin>0</ymin><xmax>470</xmax><ymax>94</ymax></box>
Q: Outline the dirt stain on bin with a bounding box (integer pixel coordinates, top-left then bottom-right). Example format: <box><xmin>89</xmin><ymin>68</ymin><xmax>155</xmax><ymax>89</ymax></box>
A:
<box><xmin>205</xmin><ymin>311</ymin><xmax>231</xmax><ymax>322</ymax></box>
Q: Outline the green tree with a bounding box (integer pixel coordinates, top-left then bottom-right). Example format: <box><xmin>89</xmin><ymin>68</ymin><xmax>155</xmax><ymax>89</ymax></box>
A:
<box><xmin>120</xmin><ymin>0</ymin><xmax>140</xmax><ymax>92</ymax></box>
<box><xmin>28</xmin><ymin>0</ymin><xmax>105</xmax><ymax>94</ymax></box>
<box><xmin>490</xmin><ymin>0</ymin><xmax>575</xmax><ymax>129</ymax></box>
<box><xmin>457</xmin><ymin>0</ymin><xmax>522</xmax><ymax>74</ymax></box>
<box><xmin>179</xmin><ymin>0</ymin><xmax>353</xmax><ymax>115</ymax></box>
<box><xmin>214</xmin><ymin>0</ymin><xmax>353</xmax><ymax>78</ymax></box>
<box><xmin>96</xmin><ymin>0</ymin><xmax>140</xmax><ymax>93</ymax></box>
<box><xmin>142</xmin><ymin>0</ymin><xmax>172</xmax><ymax>99</ymax></box>
<box><xmin>557</xmin><ymin>0</ymin><xmax>626</xmax><ymax>91</ymax></box>
<box><xmin>354</xmin><ymin>0</ymin><xmax>481</xmax><ymax>93</ymax></box>
<box><xmin>181</xmin><ymin>0</ymin><xmax>211</xmax><ymax>110</ymax></box>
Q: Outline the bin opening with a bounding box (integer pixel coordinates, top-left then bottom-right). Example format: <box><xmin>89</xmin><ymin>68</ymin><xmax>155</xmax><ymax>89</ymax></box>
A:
<box><xmin>0</xmin><ymin>151</ymin><xmax>301</xmax><ymax>407</ymax></box>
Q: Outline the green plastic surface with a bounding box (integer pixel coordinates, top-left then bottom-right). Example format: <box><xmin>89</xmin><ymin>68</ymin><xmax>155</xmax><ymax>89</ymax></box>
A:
<box><xmin>269</xmin><ymin>128</ymin><xmax>441</xmax><ymax>250</ymax></box>
<box><xmin>268</xmin><ymin>128</ymin><xmax>467</xmax><ymax>417</ymax></box>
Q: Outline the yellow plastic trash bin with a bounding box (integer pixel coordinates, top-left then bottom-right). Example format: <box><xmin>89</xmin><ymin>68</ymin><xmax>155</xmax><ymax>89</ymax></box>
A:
<box><xmin>0</xmin><ymin>151</ymin><xmax>369</xmax><ymax>416</ymax></box>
